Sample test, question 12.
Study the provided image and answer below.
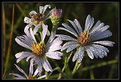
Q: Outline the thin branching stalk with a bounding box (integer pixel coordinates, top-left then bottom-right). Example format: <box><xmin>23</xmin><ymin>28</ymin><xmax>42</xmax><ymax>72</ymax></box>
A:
<box><xmin>16</xmin><ymin>3</ymin><xmax>25</xmax><ymax>17</ymax></box>
<box><xmin>3</xmin><ymin>5</ymin><xmax>14</xmax><ymax>79</ymax></box>
<box><xmin>2</xmin><ymin>4</ymin><xmax>6</xmax><ymax>79</ymax></box>
<box><xmin>81</xmin><ymin>59</ymin><xmax>118</xmax><ymax>72</ymax></box>
<box><xmin>51</xmin><ymin>24</ymin><xmax>58</xmax><ymax>36</ymax></box>
<box><xmin>2</xmin><ymin>3</ymin><xmax>6</xmax><ymax>58</ymax></box>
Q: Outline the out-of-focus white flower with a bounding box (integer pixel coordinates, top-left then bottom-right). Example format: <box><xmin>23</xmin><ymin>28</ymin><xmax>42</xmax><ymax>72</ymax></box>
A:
<box><xmin>24</xmin><ymin>4</ymin><xmax>51</xmax><ymax>26</ymax></box>
<box><xmin>15</xmin><ymin>24</ymin><xmax>63</xmax><ymax>72</ymax></box>
<box><xmin>9</xmin><ymin>64</ymin><xmax>47</xmax><ymax>79</ymax></box>
<box><xmin>57</xmin><ymin>14</ymin><xmax>115</xmax><ymax>63</ymax></box>
<box><xmin>24</xmin><ymin>4</ymin><xmax>52</xmax><ymax>35</ymax></box>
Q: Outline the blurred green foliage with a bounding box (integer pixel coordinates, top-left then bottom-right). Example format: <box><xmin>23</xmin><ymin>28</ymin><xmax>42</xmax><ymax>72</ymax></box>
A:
<box><xmin>2</xmin><ymin>2</ymin><xmax>119</xmax><ymax>79</ymax></box>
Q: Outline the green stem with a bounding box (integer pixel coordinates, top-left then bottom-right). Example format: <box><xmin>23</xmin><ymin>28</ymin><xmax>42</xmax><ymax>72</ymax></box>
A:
<box><xmin>72</xmin><ymin>60</ymin><xmax>82</xmax><ymax>76</ymax></box>
<box><xmin>108</xmin><ymin>64</ymin><xmax>116</xmax><ymax>78</ymax></box>
<box><xmin>90</xmin><ymin>70</ymin><xmax>95</xmax><ymax>79</ymax></box>
<box><xmin>51</xmin><ymin>24</ymin><xmax>58</xmax><ymax>36</ymax></box>
<box><xmin>81</xmin><ymin>59</ymin><xmax>117</xmax><ymax>72</ymax></box>
<box><xmin>57</xmin><ymin>51</ymin><xmax>73</xmax><ymax>79</ymax></box>
<box><xmin>45</xmin><ymin>71</ymin><xmax>48</xmax><ymax>79</ymax></box>
<box><xmin>46</xmin><ymin>67</ymin><xmax>61</xmax><ymax>79</ymax></box>
<box><xmin>72</xmin><ymin>60</ymin><xmax>79</xmax><ymax>75</ymax></box>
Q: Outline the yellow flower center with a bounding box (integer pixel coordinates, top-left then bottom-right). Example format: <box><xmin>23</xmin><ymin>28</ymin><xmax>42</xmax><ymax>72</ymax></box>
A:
<box><xmin>32</xmin><ymin>41</ymin><xmax>45</xmax><ymax>57</ymax></box>
<box><xmin>27</xmin><ymin>76</ymin><xmax>36</xmax><ymax>79</ymax></box>
<box><xmin>78</xmin><ymin>32</ymin><xmax>90</xmax><ymax>45</ymax></box>
<box><xmin>30</xmin><ymin>13</ymin><xmax>45</xmax><ymax>25</ymax></box>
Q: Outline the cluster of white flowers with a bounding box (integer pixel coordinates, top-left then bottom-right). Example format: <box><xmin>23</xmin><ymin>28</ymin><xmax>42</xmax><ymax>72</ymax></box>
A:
<box><xmin>10</xmin><ymin>4</ymin><xmax>115</xmax><ymax>79</ymax></box>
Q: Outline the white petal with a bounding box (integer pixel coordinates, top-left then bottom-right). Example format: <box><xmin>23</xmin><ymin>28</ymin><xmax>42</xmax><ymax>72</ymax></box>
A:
<box><xmin>23</xmin><ymin>35</ymin><xmax>33</xmax><ymax>47</ymax></box>
<box><xmin>42</xmin><ymin>24</ymin><xmax>48</xmax><ymax>42</ymax></box>
<box><xmin>39</xmin><ymin>6</ymin><xmax>44</xmax><ymax>14</ymax></box>
<box><xmin>98</xmin><ymin>25</ymin><xmax>110</xmax><ymax>32</ymax></box>
<box><xmin>26</xmin><ymin>55</ymin><xmax>35</xmax><ymax>62</ymax></box>
<box><xmin>47</xmin><ymin>28</ymin><xmax>50</xmax><ymax>36</ymax></box>
<box><xmin>42</xmin><ymin>5</ymin><xmax>51</xmax><ymax>13</ymax></box>
<box><xmin>77</xmin><ymin>47</ymin><xmax>84</xmax><ymax>63</ymax></box>
<box><xmin>48</xmin><ymin>38</ymin><xmax>62</xmax><ymax>52</ymax></box>
<box><xmin>72</xmin><ymin>47</ymin><xmax>84</xmax><ymax>63</ymax></box>
<box><xmin>48</xmin><ymin>43</ymin><xmax>62</xmax><ymax>52</ymax></box>
<box><xmin>14</xmin><ymin>64</ymin><xmax>28</xmax><ymax>78</ymax></box>
<box><xmin>16</xmin><ymin>52</ymin><xmax>33</xmax><ymax>63</ymax></box>
<box><xmin>93</xmin><ymin>44</ymin><xmax>109</xmax><ymax>53</ymax></box>
<box><xmin>74</xmin><ymin>19</ymin><xmax>82</xmax><ymax>34</ymax></box>
<box><xmin>33</xmin><ymin>68</ymin><xmax>39</xmax><ymax>76</ymax></box>
<box><xmin>45</xmin><ymin>16</ymin><xmax>51</xmax><ymax>21</ymax></box>
<box><xmin>58</xmin><ymin>27</ymin><xmax>78</xmax><ymax>38</ymax></box>
<box><xmin>15</xmin><ymin>37</ymin><xmax>32</xmax><ymax>50</ymax></box>
<box><xmin>46</xmin><ymin>51</ymin><xmax>62</xmax><ymax>60</ymax></box>
<box><xmin>34</xmin><ymin>59</ymin><xmax>42</xmax><ymax>76</ymax></box>
<box><xmin>91</xmin><ymin>30</ymin><xmax>112</xmax><ymax>41</ymax></box>
<box><xmin>46</xmin><ymin>31</ymin><xmax>56</xmax><ymax>48</ymax></box>
<box><xmin>37</xmin><ymin>75</ymin><xmax>47</xmax><ymax>79</ymax></box>
<box><xmin>9</xmin><ymin>73</ymin><xmax>25</xmax><ymax>79</ymax></box>
<box><xmin>62</xmin><ymin>23</ymin><xmax>78</xmax><ymax>36</ymax></box>
<box><xmin>42</xmin><ymin>57</ymin><xmax>53</xmax><ymax>72</ymax></box>
<box><xmin>68</xmin><ymin>19</ymin><xmax>80</xmax><ymax>35</ymax></box>
<box><xmin>15</xmin><ymin>52</ymin><xmax>22</xmax><ymax>58</ymax></box>
<box><xmin>49</xmin><ymin>30</ymin><xmax>56</xmax><ymax>42</ymax></box>
<box><xmin>72</xmin><ymin>51</ymin><xmax>78</xmax><ymax>62</ymax></box>
<box><xmin>61</xmin><ymin>41</ymin><xmax>77</xmax><ymax>51</ymax></box>
<box><xmin>66</xmin><ymin>44</ymin><xmax>80</xmax><ymax>53</ymax></box>
<box><xmin>90</xmin><ymin>17</ymin><xmax>94</xmax><ymax>29</ymax></box>
<box><xmin>29</xmin><ymin>58</ymin><xmax>34</xmax><ymax>76</ymax></box>
<box><xmin>17</xmin><ymin>35</ymin><xmax>33</xmax><ymax>47</ymax></box>
<box><xmin>92</xmin><ymin>44</ymin><xmax>109</xmax><ymax>58</ymax></box>
<box><xmin>84</xmin><ymin>15</ymin><xmax>94</xmax><ymax>32</ymax></box>
<box><xmin>93</xmin><ymin>41</ymin><xmax>115</xmax><ymax>47</ymax></box>
<box><xmin>85</xmin><ymin>15</ymin><xmax>91</xmax><ymax>31</ymax></box>
<box><xmin>91</xmin><ymin>20</ymin><xmax>101</xmax><ymax>32</ymax></box>
<box><xmin>56</xmin><ymin>34</ymin><xmax>77</xmax><ymax>41</ymax></box>
<box><xmin>24</xmin><ymin>24</ymin><xmax>32</xmax><ymax>38</ymax></box>
<box><xmin>95</xmin><ymin>48</ymin><xmax>106</xmax><ymax>58</ymax></box>
<box><xmin>91</xmin><ymin>25</ymin><xmax>110</xmax><ymax>35</ymax></box>
<box><xmin>87</xmin><ymin>45</ymin><xmax>99</xmax><ymax>58</ymax></box>
<box><xmin>33</xmin><ymin>63</ymin><xmax>43</xmax><ymax>76</ymax></box>
<box><xmin>45</xmin><ymin>9</ymin><xmax>52</xmax><ymax>20</ymax></box>
<box><xmin>29</xmin><ymin>10</ymin><xmax>37</xmax><ymax>16</ymax></box>
<box><xmin>30</xmin><ymin>28</ymin><xmax>37</xmax><ymax>42</ymax></box>
<box><xmin>33</xmin><ymin>24</ymin><xmax>41</xmax><ymax>35</ymax></box>
<box><xmin>24</xmin><ymin>17</ymin><xmax>31</xmax><ymax>24</ymax></box>
<box><xmin>34</xmin><ymin>57</ymin><xmax>42</xmax><ymax>68</ymax></box>
<box><xmin>85</xmin><ymin>46</ymin><xmax>94</xmax><ymax>59</ymax></box>
<box><xmin>14</xmin><ymin>77</ymin><xmax>26</xmax><ymax>79</ymax></box>
<box><xmin>90</xmin><ymin>22</ymin><xmax>104</xmax><ymax>34</ymax></box>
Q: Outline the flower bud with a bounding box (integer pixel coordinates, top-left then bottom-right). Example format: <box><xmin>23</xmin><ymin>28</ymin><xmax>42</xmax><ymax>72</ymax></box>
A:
<box><xmin>50</xmin><ymin>7</ymin><xmax>62</xmax><ymax>25</ymax></box>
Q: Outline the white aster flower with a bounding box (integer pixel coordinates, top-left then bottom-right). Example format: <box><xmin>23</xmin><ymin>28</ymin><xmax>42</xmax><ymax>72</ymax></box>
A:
<box><xmin>15</xmin><ymin>24</ymin><xmax>63</xmax><ymax>72</ymax></box>
<box><xmin>9</xmin><ymin>64</ymin><xmax>47</xmax><ymax>79</ymax></box>
<box><xmin>57</xmin><ymin>14</ymin><xmax>115</xmax><ymax>63</ymax></box>
<box><xmin>24</xmin><ymin>4</ymin><xmax>51</xmax><ymax>26</ymax></box>
<box><xmin>24</xmin><ymin>4</ymin><xmax>52</xmax><ymax>35</ymax></box>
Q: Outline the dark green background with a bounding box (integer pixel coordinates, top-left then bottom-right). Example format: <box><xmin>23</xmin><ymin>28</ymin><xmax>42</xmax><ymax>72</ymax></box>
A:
<box><xmin>2</xmin><ymin>2</ymin><xmax>119</xmax><ymax>79</ymax></box>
